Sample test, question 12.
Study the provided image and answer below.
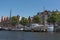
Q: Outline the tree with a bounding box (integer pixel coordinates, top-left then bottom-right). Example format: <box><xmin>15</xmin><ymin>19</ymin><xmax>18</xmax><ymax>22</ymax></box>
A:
<box><xmin>20</xmin><ymin>17</ymin><xmax>28</xmax><ymax>26</ymax></box>
<box><xmin>10</xmin><ymin>16</ymin><xmax>19</xmax><ymax>26</ymax></box>
<box><xmin>47</xmin><ymin>11</ymin><xmax>59</xmax><ymax>26</ymax></box>
<box><xmin>33</xmin><ymin>15</ymin><xmax>41</xmax><ymax>24</ymax></box>
<box><xmin>56</xmin><ymin>13</ymin><xmax>60</xmax><ymax>26</ymax></box>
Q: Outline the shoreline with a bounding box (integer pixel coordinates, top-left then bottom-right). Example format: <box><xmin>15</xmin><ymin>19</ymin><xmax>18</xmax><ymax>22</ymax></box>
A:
<box><xmin>0</xmin><ymin>29</ymin><xmax>55</xmax><ymax>32</ymax></box>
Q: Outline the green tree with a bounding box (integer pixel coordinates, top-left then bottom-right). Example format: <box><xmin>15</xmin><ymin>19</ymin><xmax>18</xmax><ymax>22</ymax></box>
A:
<box><xmin>10</xmin><ymin>16</ymin><xmax>19</xmax><ymax>26</ymax></box>
<box><xmin>56</xmin><ymin>13</ymin><xmax>60</xmax><ymax>26</ymax></box>
<box><xmin>33</xmin><ymin>15</ymin><xmax>41</xmax><ymax>24</ymax></box>
<box><xmin>47</xmin><ymin>11</ymin><xmax>59</xmax><ymax>26</ymax></box>
<box><xmin>20</xmin><ymin>17</ymin><xmax>28</xmax><ymax>26</ymax></box>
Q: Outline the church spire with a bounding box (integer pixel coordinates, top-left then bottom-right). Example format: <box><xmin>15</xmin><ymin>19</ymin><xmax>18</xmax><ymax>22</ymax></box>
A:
<box><xmin>10</xmin><ymin>9</ymin><xmax>12</xmax><ymax>19</ymax></box>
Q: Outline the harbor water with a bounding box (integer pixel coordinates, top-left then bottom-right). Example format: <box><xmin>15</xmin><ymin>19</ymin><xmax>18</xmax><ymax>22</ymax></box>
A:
<box><xmin>0</xmin><ymin>31</ymin><xmax>60</xmax><ymax>40</ymax></box>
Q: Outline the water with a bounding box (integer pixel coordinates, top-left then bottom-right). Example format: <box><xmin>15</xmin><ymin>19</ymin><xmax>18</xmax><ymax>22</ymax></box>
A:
<box><xmin>0</xmin><ymin>31</ymin><xmax>60</xmax><ymax>40</ymax></box>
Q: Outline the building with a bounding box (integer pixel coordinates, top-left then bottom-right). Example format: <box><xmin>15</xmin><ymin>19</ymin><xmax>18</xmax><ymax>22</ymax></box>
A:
<box><xmin>0</xmin><ymin>16</ymin><xmax>10</xmax><ymax>27</ymax></box>
<box><xmin>19</xmin><ymin>16</ymin><xmax>22</xmax><ymax>21</ymax></box>
<box><xmin>37</xmin><ymin>10</ymin><xmax>52</xmax><ymax>25</ymax></box>
<box><xmin>36</xmin><ymin>10</ymin><xmax>53</xmax><ymax>30</ymax></box>
<box><xmin>17</xmin><ymin>15</ymin><xmax>22</xmax><ymax>21</ymax></box>
<box><xmin>1</xmin><ymin>16</ymin><xmax>7</xmax><ymax>22</ymax></box>
<box><xmin>36</xmin><ymin>10</ymin><xmax>60</xmax><ymax>31</ymax></box>
<box><xmin>28</xmin><ymin>16</ymin><xmax>33</xmax><ymax>24</ymax></box>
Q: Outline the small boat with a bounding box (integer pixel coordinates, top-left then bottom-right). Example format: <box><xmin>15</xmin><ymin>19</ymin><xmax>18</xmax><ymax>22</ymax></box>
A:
<box><xmin>11</xmin><ymin>28</ymin><xmax>24</xmax><ymax>31</ymax></box>
<box><xmin>46</xmin><ymin>25</ymin><xmax>54</xmax><ymax>32</ymax></box>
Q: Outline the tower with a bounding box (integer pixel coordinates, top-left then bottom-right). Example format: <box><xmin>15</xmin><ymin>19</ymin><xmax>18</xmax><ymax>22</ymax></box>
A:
<box><xmin>9</xmin><ymin>9</ymin><xmax>12</xmax><ymax>27</ymax></box>
<box><xmin>10</xmin><ymin>9</ymin><xmax>12</xmax><ymax>19</ymax></box>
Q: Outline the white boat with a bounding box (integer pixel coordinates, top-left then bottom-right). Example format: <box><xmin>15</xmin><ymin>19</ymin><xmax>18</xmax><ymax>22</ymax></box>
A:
<box><xmin>11</xmin><ymin>28</ymin><xmax>24</xmax><ymax>31</ymax></box>
<box><xmin>46</xmin><ymin>25</ymin><xmax>54</xmax><ymax>32</ymax></box>
<box><xmin>30</xmin><ymin>24</ymin><xmax>41</xmax><ymax>28</ymax></box>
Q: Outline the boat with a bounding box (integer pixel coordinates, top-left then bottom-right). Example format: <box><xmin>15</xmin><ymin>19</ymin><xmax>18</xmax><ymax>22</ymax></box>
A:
<box><xmin>11</xmin><ymin>28</ymin><xmax>24</xmax><ymax>31</ymax></box>
<box><xmin>46</xmin><ymin>25</ymin><xmax>54</xmax><ymax>32</ymax></box>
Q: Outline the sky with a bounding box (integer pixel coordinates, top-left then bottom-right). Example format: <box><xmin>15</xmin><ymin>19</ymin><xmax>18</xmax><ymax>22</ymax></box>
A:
<box><xmin>0</xmin><ymin>0</ymin><xmax>60</xmax><ymax>18</ymax></box>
